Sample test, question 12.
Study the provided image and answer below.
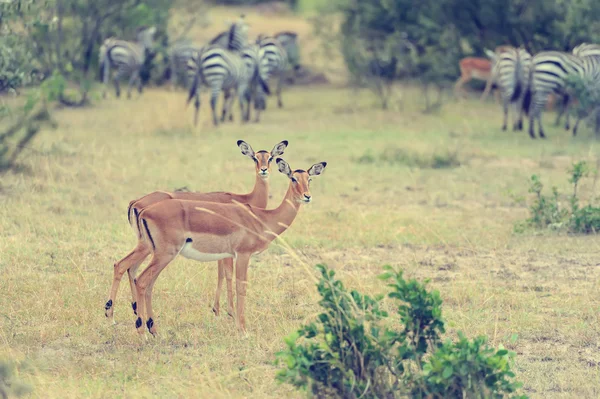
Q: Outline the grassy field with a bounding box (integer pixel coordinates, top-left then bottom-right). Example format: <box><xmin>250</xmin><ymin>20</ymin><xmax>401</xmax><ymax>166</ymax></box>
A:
<box><xmin>2</xmin><ymin>5</ymin><xmax>600</xmax><ymax>399</ymax></box>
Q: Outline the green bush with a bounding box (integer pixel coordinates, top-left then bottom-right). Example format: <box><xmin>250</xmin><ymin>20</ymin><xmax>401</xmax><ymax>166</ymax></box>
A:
<box><xmin>564</xmin><ymin>74</ymin><xmax>600</xmax><ymax>135</ymax></box>
<box><xmin>0</xmin><ymin>360</ymin><xmax>32</xmax><ymax>398</ymax></box>
<box><xmin>517</xmin><ymin>161</ymin><xmax>600</xmax><ymax>234</ymax></box>
<box><xmin>276</xmin><ymin>265</ymin><xmax>525</xmax><ymax>398</ymax></box>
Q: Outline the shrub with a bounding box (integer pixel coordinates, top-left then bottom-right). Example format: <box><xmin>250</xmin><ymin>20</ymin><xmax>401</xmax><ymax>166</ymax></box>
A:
<box><xmin>276</xmin><ymin>265</ymin><xmax>525</xmax><ymax>398</ymax></box>
<box><xmin>517</xmin><ymin>161</ymin><xmax>600</xmax><ymax>234</ymax></box>
<box><xmin>0</xmin><ymin>360</ymin><xmax>32</xmax><ymax>398</ymax></box>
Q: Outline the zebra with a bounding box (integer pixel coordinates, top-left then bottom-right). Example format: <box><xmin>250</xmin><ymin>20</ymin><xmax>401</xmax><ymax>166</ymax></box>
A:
<box><xmin>167</xmin><ymin>39</ymin><xmax>204</xmax><ymax>89</ymax></box>
<box><xmin>257</xmin><ymin>35</ymin><xmax>288</xmax><ymax>109</ymax></box>
<box><xmin>274</xmin><ymin>31</ymin><xmax>301</xmax><ymax>71</ymax></box>
<box><xmin>240</xmin><ymin>43</ymin><xmax>271</xmax><ymax>122</ymax></box>
<box><xmin>485</xmin><ymin>47</ymin><xmax>532</xmax><ymax>131</ymax></box>
<box><xmin>527</xmin><ymin>51</ymin><xmax>600</xmax><ymax>138</ymax></box>
<box><xmin>569</xmin><ymin>43</ymin><xmax>600</xmax><ymax>135</ymax></box>
<box><xmin>99</xmin><ymin>26</ymin><xmax>156</xmax><ymax>99</ymax></box>
<box><xmin>186</xmin><ymin>45</ymin><xmax>270</xmax><ymax>126</ymax></box>
<box><xmin>209</xmin><ymin>15</ymin><xmax>249</xmax><ymax>52</ymax></box>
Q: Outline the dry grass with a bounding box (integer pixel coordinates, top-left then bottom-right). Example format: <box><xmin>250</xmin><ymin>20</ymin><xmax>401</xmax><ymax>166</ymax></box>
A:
<box><xmin>2</xmin><ymin>4</ymin><xmax>600</xmax><ymax>399</ymax></box>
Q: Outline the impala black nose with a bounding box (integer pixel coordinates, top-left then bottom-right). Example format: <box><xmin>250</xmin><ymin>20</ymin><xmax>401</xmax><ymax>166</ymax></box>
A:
<box><xmin>304</xmin><ymin>194</ymin><xmax>311</xmax><ymax>200</ymax></box>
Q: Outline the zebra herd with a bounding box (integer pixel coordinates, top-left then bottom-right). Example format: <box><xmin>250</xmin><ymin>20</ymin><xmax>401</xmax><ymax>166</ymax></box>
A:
<box><xmin>99</xmin><ymin>16</ymin><xmax>299</xmax><ymax>126</ymax></box>
<box><xmin>486</xmin><ymin>43</ymin><xmax>600</xmax><ymax>139</ymax></box>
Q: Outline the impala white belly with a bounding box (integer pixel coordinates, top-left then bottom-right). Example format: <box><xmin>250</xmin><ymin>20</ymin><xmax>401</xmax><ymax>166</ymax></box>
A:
<box><xmin>180</xmin><ymin>244</ymin><xmax>233</xmax><ymax>262</ymax></box>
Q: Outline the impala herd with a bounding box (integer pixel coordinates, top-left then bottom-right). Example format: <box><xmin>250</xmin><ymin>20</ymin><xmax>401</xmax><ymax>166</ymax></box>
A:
<box><xmin>104</xmin><ymin>140</ymin><xmax>327</xmax><ymax>335</ymax></box>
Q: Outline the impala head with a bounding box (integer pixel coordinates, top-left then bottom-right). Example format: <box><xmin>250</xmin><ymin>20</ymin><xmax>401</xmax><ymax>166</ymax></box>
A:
<box><xmin>276</xmin><ymin>158</ymin><xmax>327</xmax><ymax>203</ymax></box>
<box><xmin>238</xmin><ymin>140</ymin><xmax>288</xmax><ymax>178</ymax></box>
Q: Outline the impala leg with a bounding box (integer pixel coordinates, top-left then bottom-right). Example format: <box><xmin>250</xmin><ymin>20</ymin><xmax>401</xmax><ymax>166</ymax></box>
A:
<box><xmin>135</xmin><ymin>250</ymin><xmax>177</xmax><ymax>336</ymax></box>
<box><xmin>105</xmin><ymin>242</ymin><xmax>150</xmax><ymax>321</ymax></box>
<box><xmin>224</xmin><ymin>257</ymin><xmax>235</xmax><ymax>317</ymax></box>
<box><xmin>127</xmin><ymin>243</ymin><xmax>151</xmax><ymax>316</ymax></box>
<box><xmin>213</xmin><ymin>259</ymin><xmax>225</xmax><ymax>316</ymax></box>
<box><xmin>235</xmin><ymin>253</ymin><xmax>251</xmax><ymax>333</ymax></box>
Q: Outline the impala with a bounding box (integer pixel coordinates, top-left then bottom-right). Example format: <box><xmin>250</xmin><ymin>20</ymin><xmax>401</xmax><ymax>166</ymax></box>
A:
<box><xmin>455</xmin><ymin>46</ymin><xmax>513</xmax><ymax>101</ymax></box>
<box><xmin>104</xmin><ymin>140</ymin><xmax>288</xmax><ymax>322</ymax></box>
<box><xmin>132</xmin><ymin>158</ymin><xmax>327</xmax><ymax>335</ymax></box>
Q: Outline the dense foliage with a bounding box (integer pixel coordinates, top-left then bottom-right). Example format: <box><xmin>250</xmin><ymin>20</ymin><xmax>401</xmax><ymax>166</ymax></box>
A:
<box><xmin>0</xmin><ymin>0</ymin><xmax>172</xmax><ymax>92</ymax></box>
<box><xmin>276</xmin><ymin>265</ymin><xmax>525</xmax><ymax>398</ymax></box>
<box><xmin>314</xmin><ymin>0</ymin><xmax>600</xmax><ymax>105</ymax></box>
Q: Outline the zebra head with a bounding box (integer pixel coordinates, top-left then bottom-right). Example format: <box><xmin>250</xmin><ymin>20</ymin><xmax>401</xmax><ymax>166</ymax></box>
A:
<box><xmin>226</xmin><ymin>15</ymin><xmax>249</xmax><ymax>52</ymax></box>
<box><xmin>136</xmin><ymin>26</ymin><xmax>157</xmax><ymax>51</ymax></box>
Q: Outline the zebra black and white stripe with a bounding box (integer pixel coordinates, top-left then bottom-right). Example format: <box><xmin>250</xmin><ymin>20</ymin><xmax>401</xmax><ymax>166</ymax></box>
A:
<box><xmin>569</xmin><ymin>43</ymin><xmax>600</xmax><ymax>135</ymax></box>
<box><xmin>99</xmin><ymin>26</ymin><xmax>156</xmax><ymax>99</ymax></box>
<box><xmin>487</xmin><ymin>47</ymin><xmax>532</xmax><ymax>131</ymax></box>
<box><xmin>209</xmin><ymin>16</ymin><xmax>249</xmax><ymax>52</ymax></box>
<box><xmin>168</xmin><ymin>39</ymin><xmax>204</xmax><ymax>89</ymax></box>
<box><xmin>527</xmin><ymin>50</ymin><xmax>600</xmax><ymax>138</ymax></box>
<box><xmin>274</xmin><ymin>31</ymin><xmax>300</xmax><ymax>70</ymax></box>
<box><xmin>257</xmin><ymin>36</ymin><xmax>288</xmax><ymax>109</ymax></box>
<box><xmin>186</xmin><ymin>45</ymin><xmax>269</xmax><ymax>126</ymax></box>
<box><xmin>241</xmin><ymin>43</ymin><xmax>271</xmax><ymax>122</ymax></box>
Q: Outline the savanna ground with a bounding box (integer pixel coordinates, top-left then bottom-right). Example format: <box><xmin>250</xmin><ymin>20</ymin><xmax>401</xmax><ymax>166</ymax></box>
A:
<box><xmin>2</xmin><ymin>4</ymin><xmax>600</xmax><ymax>399</ymax></box>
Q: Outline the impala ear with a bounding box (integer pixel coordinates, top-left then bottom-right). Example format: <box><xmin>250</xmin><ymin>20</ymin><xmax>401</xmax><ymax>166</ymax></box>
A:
<box><xmin>237</xmin><ymin>140</ymin><xmax>255</xmax><ymax>158</ymax></box>
<box><xmin>270</xmin><ymin>140</ymin><xmax>288</xmax><ymax>157</ymax></box>
<box><xmin>308</xmin><ymin>162</ymin><xmax>327</xmax><ymax>176</ymax></box>
<box><xmin>276</xmin><ymin>158</ymin><xmax>293</xmax><ymax>178</ymax></box>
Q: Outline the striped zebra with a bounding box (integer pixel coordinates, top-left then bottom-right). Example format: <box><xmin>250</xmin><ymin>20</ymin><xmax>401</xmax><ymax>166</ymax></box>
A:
<box><xmin>485</xmin><ymin>47</ymin><xmax>532</xmax><ymax>131</ymax></box>
<box><xmin>168</xmin><ymin>39</ymin><xmax>204</xmax><ymax>89</ymax></box>
<box><xmin>186</xmin><ymin>45</ymin><xmax>270</xmax><ymax>126</ymax></box>
<box><xmin>209</xmin><ymin>15</ymin><xmax>249</xmax><ymax>52</ymax></box>
<box><xmin>241</xmin><ymin>43</ymin><xmax>271</xmax><ymax>122</ymax></box>
<box><xmin>274</xmin><ymin>31</ymin><xmax>300</xmax><ymax>71</ymax></box>
<box><xmin>257</xmin><ymin>35</ymin><xmax>288</xmax><ymax>109</ymax></box>
<box><xmin>568</xmin><ymin>43</ymin><xmax>600</xmax><ymax>135</ymax></box>
<box><xmin>99</xmin><ymin>26</ymin><xmax>156</xmax><ymax>99</ymax></box>
<box><xmin>527</xmin><ymin>50</ymin><xmax>600</xmax><ymax>138</ymax></box>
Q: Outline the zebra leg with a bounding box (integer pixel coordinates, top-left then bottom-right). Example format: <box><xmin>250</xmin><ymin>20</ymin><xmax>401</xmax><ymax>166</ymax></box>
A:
<box><xmin>276</xmin><ymin>75</ymin><xmax>283</xmax><ymax>108</ymax></box>
<box><xmin>528</xmin><ymin>101</ymin><xmax>537</xmax><ymax>139</ymax></box>
<box><xmin>127</xmin><ymin>71</ymin><xmax>140</xmax><ymax>99</ymax></box>
<box><xmin>573</xmin><ymin>116</ymin><xmax>582</xmax><ymax>136</ymax></box>
<box><xmin>193</xmin><ymin>92</ymin><xmax>201</xmax><ymax>127</ymax></box>
<box><xmin>102</xmin><ymin>59</ymin><xmax>110</xmax><ymax>99</ymax></box>
<box><xmin>112</xmin><ymin>69</ymin><xmax>122</xmax><ymax>98</ymax></box>
<box><xmin>502</xmin><ymin>98</ymin><xmax>509</xmax><ymax>131</ymax></box>
<box><xmin>210</xmin><ymin>88</ymin><xmax>220</xmax><ymax>126</ymax></box>
<box><xmin>221</xmin><ymin>90</ymin><xmax>231</xmax><ymax>122</ymax></box>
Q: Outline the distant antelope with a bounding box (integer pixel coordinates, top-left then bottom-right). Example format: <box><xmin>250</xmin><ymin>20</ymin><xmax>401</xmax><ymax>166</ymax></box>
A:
<box><xmin>128</xmin><ymin>159</ymin><xmax>327</xmax><ymax>335</ymax></box>
<box><xmin>454</xmin><ymin>57</ymin><xmax>496</xmax><ymax>100</ymax></box>
<box><xmin>104</xmin><ymin>140</ymin><xmax>288</xmax><ymax>323</ymax></box>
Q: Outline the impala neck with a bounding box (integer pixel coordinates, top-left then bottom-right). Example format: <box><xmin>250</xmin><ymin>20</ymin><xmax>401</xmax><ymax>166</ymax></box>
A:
<box><xmin>262</xmin><ymin>183</ymin><xmax>301</xmax><ymax>238</ymax></box>
<box><xmin>245</xmin><ymin>174</ymin><xmax>270</xmax><ymax>208</ymax></box>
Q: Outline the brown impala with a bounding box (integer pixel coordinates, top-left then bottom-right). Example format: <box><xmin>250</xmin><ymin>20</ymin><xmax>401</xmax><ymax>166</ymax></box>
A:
<box><xmin>104</xmin><ymin>140</ymin><xmax>288</xmax><ymax>322</ymax></box>
<box><xmin>132</xmin><ymin>158</ymin><xmax>327</xmax><ymax>335</ymax></box>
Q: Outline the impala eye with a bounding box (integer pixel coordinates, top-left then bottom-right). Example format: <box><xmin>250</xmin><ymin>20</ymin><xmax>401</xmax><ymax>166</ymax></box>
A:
<box><xmin>268</xmin><ymin>156</ymin><xmax>273</xmax><ymax>163</ymax></box>
<box><xmin>291</xmin><ymin>177</ymin><xmax>298</xmax><ymax>183</ymax></box>
<box><xmin>253</xmin><ymin>157</ymin><xmax>258</xmax><ymax>164</ymax></box>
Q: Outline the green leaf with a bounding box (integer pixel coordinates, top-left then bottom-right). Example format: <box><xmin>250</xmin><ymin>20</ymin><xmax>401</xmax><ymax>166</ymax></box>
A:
<box><xmin>496</xmin><ymin>349</ymin><xmax>509</xmax><ymax>356</ymax></box>
<box><xmin>442</xmin><ymin>366</ymin><xmax>453</xmax><ymax>379</ymax></box>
